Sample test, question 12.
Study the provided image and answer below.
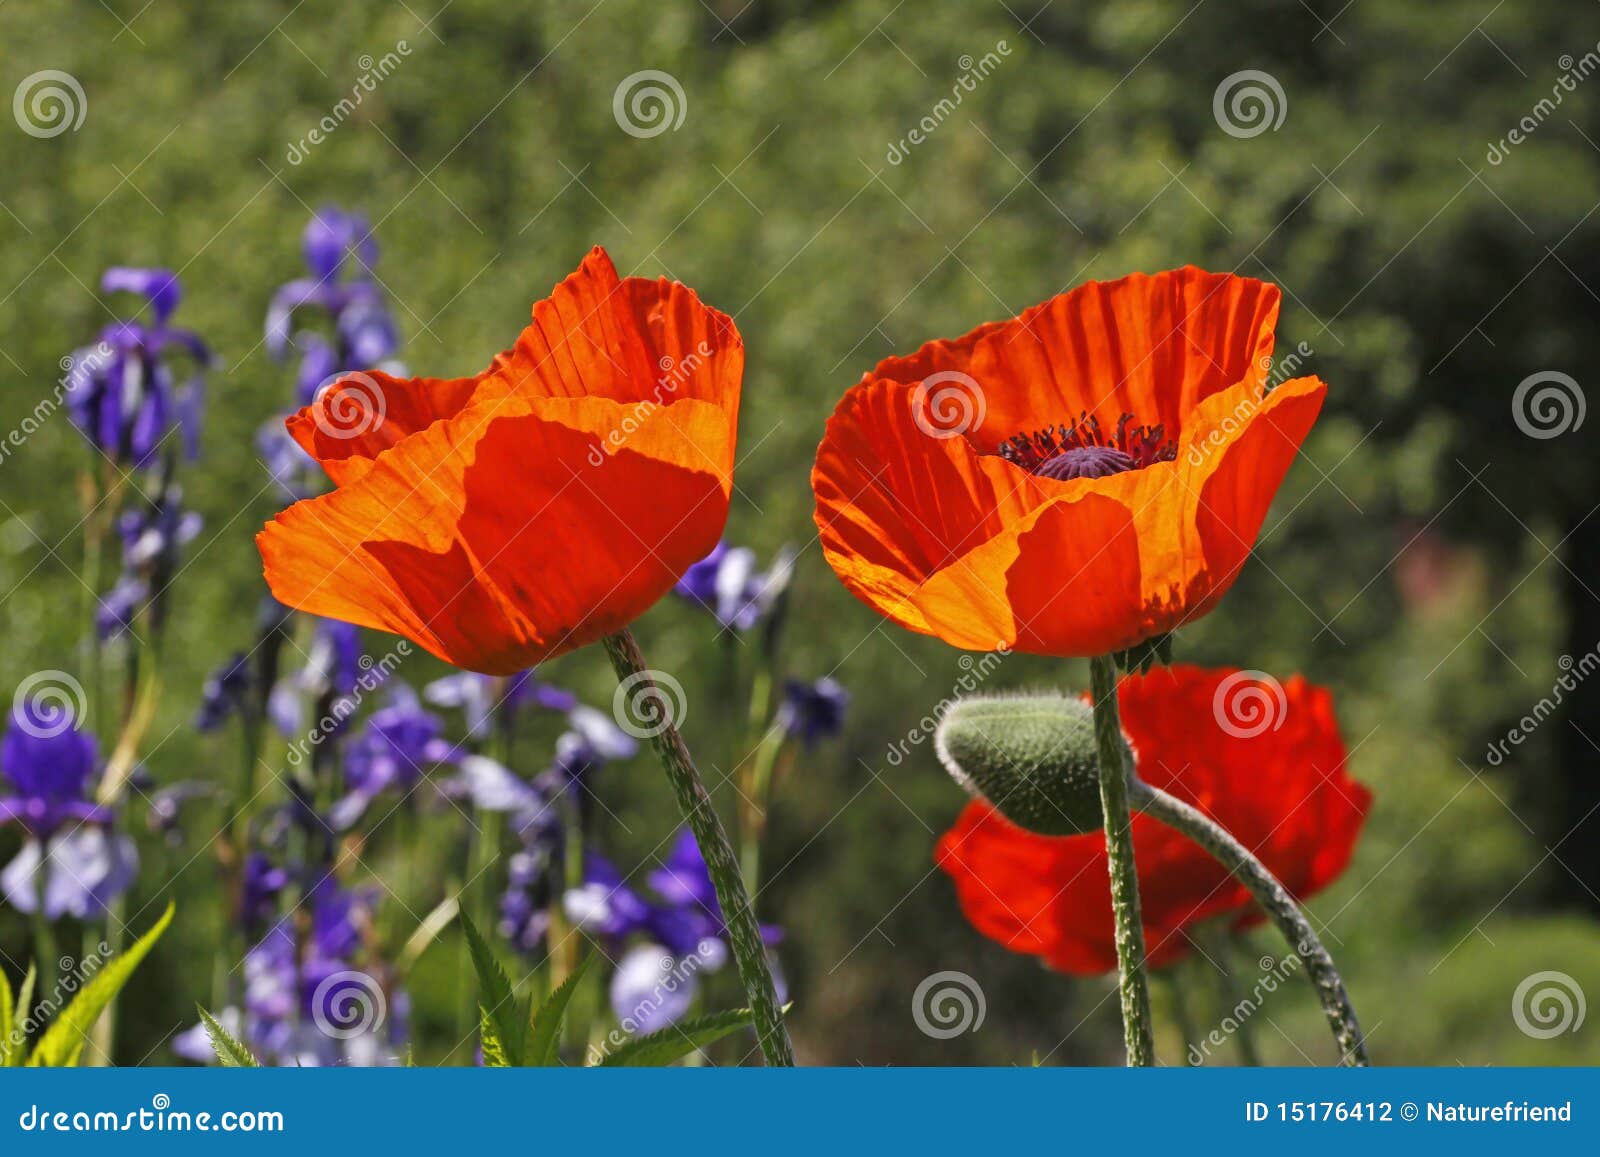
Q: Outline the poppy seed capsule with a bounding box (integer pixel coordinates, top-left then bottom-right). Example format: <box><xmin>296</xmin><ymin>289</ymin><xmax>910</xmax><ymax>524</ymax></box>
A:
<box><xmin>934</xmin><ymin>694</ymin><xmax>1112</xmax><ymax>835</ymax></box>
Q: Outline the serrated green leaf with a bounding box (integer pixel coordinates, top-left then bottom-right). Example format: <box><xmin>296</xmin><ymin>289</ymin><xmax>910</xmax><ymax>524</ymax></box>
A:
<box><xmin>10</xmin><ymin>966</ymin><xmax>35</xmax><ymax>1067</ymax></box>
<box><xmin>0</xmin><ymin>966</ymin><xmax>13</xmax><ymax>1067</ymax></box>
<box><xmin>527</xmin><ymin>955</ymin><xmax>590</xmax><ymax>1067</ymax></box>
<box><xmin>594</xmin><ymin>1006</ymin><xmax>760</xmax><ymax>1067</ymax></box>
<box><xmin>197</xmin><ymin>1006</ymin><xmax>258</xmax><ymax>1067</ymax></box>
<box><xmin>28</xmin><ymin>903</ymin><xmax>174</xmax><ymax>1067</ymax></box>
<box><xmin>461</xmin><ymin>913</ymin><xmax>525</xmax><ymax>1066</ymax></box>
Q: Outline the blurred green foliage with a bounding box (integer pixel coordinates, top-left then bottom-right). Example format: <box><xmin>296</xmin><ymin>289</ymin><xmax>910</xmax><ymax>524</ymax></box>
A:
<box><xmin>0</xmin><ymin>0</ymin><xmax>1597</xmax><ymax>1064</ymax></box>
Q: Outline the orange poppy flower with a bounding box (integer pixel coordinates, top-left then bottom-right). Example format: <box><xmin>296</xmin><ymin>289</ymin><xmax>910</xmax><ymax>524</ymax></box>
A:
<box><xmin>935</xmin><ymin>665</ymin><xmax>1371</xmax><ymax>974</ymax></box>
<box><xmin>812</xmin><ymin>268</ymin><xmax>1325</xmax><ymax>658</ymax></box>
<box><xmin>256</xmin><ymin>247</ymin><xmax>743</xmax><ymax>675</ymax></box>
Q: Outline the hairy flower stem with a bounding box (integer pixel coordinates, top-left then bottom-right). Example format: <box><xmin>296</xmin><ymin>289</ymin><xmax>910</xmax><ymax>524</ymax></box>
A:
<box><xmin>1129</xmin><ymin>780</ymin><xmax>1369</xmax><ymax>1066</ymax></box>
<box><xmin>602</xmin><ymin>628</ymin><xmax>795</xmax><ymax>1067</ymax></box>
<box><xmin>1088</xmin><ymin>654</ymin><xmax>1156</xmax><ymax>1066</ymax></box>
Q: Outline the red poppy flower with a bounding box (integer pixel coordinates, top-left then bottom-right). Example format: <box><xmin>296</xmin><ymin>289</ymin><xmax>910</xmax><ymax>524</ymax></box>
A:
<box><xmin>934</xmin><ymin>665</ymin><xmax>1370</xmax><ymax>974</ymax></box>
<box><xmin>812</xmin><ymin>268</ymin><xmax>1325</xmax><ymax>657</ymax></box>
<box><xmin>257</xmin><ymin>247</ymin><xmax>742</xmax><ymax>674</ymax></box>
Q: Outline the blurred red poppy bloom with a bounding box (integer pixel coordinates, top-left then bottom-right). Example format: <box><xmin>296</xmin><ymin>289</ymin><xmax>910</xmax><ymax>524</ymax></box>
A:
<box><xmin>813</xmin><ymin>268</ymin><xmax>1324</xmax><ymax>658</ymax></box>
<box><xmin>257</xmin><ymin>247</ymin><xmax>743</xmax><ymax>674</ymax></box>
<box><xmin>935</xmin><ymin>665</ymin><xmax>1371</xmax><ymax>974</ymax></box>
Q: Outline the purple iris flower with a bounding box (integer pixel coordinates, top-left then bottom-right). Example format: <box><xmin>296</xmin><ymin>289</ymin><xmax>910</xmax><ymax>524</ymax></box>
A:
<box><xmin>329</xmin><ymin>685</ymin><xmax>457</xmax><ymax>829</ymax></box>
<box><xmin>423</xmin><ymin>669</ymin><xmax>578</xmax><ymax>742</ymax></box>
<box><xmin>238</xmin><ymin>853</ymin><xmax>289</xmax><ymax>934</ymax></box>
<box><xmin>777</xmin><ymin>676</ymin><xmax>850</xmax><ymax>748</ymax></box>
<box><xmin>65</xmin><ymin>267</ymin><xmax>211</xmax><ymax>465</ymax></box>
<box><xmin>144</xmin><ymin>780</ymin><xmax>218</xmax><ymax>846</ymax></box>
<box><xmin>196</xmin><ymin>652</ymin><xmax>254</xmax><ymax>732</ymax></box>
<box><xmin>0</xmin><ymin>705</ymin><xmax>136</xmax><ymax>919</ymax></box>
<box><xmin>673</xmin><ymin>541</ymin><xmax>795</xmax><ymax>632</ymax></box>
<box><xmin>266</xmin><ymin>207</ymin><xmax>402</xmax><ymax>406</ymax></box>
<box><xmin>267</xmin><ymin>617</ymin><xmax>367</xmax><ymax>738</ymax></box>
<box><xmin>175</xmin><ymin>881</ymin><xmax>403</xmax><ymax>1067</ymax></box>
<box><xmin>564</xmin><ymin>831</ymin><xmax>784</xmax><ymax>1033</ymax></box>
<box><xmin>97</xmin><ymin>476</ymin><xmax>201</xmax><ymax>642</ymax></box>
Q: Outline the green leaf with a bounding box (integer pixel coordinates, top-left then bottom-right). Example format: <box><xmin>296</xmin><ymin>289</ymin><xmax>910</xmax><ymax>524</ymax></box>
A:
<box><xmin>460</xmin><ymin>913</ymin><xmax>525</xmax><ymax>1066</ymax></box>
<box><xmin>9</xmin><ymin>966</ymin><xmax>35</xmax><ymax>1067</ymax></box>
<box><xmin>0</xmin><ymin>966</ymin><xmax>13</xmax><ymax>1067</ymax></box>
<box><xmin>197</xmin><ymin>1006</ymin><xmax>258</xmax><ymax>1067</ymax></box>
<box><xmin>28</xmin><ymin>903</ymin><xmax>174</xmax><ymax>1067</ymax></box>
<box><xmin>594</xmin><ymin>1006</ymin><xmax>762</xmax><ymax>1067</ymax></box>
<box><xmin>527</xmin><ymin>955</ymin><xmax>591</xmax><ymax>1066</ymax></box>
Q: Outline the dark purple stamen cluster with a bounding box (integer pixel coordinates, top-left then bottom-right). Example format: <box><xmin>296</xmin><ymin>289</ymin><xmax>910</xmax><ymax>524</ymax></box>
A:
<box><xmin>997</xmin><ymin>411</ymin><xmax>1177</xmax><ymax>480</ymax></box>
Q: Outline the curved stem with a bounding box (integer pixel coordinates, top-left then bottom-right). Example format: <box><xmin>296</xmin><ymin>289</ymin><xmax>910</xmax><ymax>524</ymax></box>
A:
<box><xmin>1087</xmin><ymin>655</ymin><xmax>1156</xmax><ymax>1066</ymax></box>
<box><xmin>1129</xmin><ymin>780</ymin><xmax>1369</xmax><ymax>1066</ymax></box>
<box><xmin>602</xmin><ymin>628</ymin><xmax>795</xmax><ymax>1067</ymax></box>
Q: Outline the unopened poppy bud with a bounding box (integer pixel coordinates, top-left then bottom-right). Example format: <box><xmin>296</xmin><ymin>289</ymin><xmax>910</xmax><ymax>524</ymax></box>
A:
<box><xmin>934</xmin><ymin>694</ymin><xmax>1108</xmax><ymax>835</ymax></box>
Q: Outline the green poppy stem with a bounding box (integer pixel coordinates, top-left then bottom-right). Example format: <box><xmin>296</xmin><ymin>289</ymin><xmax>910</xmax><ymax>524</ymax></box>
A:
<box><xmin>1087</xmin><ymin>654</ymin><xmax>1156</xmax><ymax>1066</ymax></box>
<box><xmin>1129</xmin><ymin>779</ymin><xmax>1369</xmax><ymax>1065</ymax></box>
<box><xmin>602</xmin><ymin>628</ymin><xmax>795</xmax><ymax>1067</ymax></box>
